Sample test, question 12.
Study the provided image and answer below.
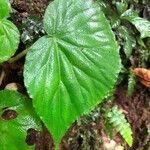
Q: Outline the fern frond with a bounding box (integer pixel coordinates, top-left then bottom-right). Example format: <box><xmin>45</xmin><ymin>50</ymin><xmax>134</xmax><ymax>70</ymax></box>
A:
<box><xmin>105</xmin><ymin>106</ymin><xmax>133</xmax><ymax>147</ymax></box>
<box><xmin>128</xmin><ymin>70</ymin><xmax>136</xmax><ymax>97</ymax></box>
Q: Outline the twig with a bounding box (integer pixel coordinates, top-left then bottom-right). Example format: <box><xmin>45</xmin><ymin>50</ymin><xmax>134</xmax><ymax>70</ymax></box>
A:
<box><xmin>0</xmin><ymin>69</ymin><xmax>5</xmax><ymax>86</ymax></box>
<box><xmin>8</xmin><ymin>49</ymin><xmax>28</xmax><ymax>63</ymax></box>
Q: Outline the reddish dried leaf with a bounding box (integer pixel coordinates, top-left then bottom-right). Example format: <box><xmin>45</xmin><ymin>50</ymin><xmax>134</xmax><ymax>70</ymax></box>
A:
<box><xmin>132</xmin><ymin>68</ymin><xmax>150</xmax><ymax>87</ymax></box>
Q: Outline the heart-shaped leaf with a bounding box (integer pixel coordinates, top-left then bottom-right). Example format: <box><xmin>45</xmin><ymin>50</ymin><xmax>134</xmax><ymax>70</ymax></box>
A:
<box><xmin>24</xmin><ymin>0</ymin><xmax>121</xmax><ymax>147</ymax></box>
<box><xmin>0</xmin><ymin>90</ymin><xmax>41</xmax><ymax>150</ymax></box>
<box><xmin>0</xmin><ymin>19</ymin><xmax>20</xmax><ymax>63</ymax></box>
<box><xmin>0</xmin><ymin>0</ymin><xmax>20</xmax><ymax>63</ymax></box>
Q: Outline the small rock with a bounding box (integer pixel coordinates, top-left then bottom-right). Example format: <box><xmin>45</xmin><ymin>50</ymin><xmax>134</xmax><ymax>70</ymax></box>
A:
<box><xmin>5</xmin><ymin>83</ymin><xmax>20</xmax><ymax>91</ymax></box>
<box><xmin>115</xmin><ymin>145</ymin><xmax>124</xmax><ymax>150</ymax></box>
<box><xmin>103</xmin><ymin>140</ymin><xmax>116</xmax><ymax>150</ymax></box>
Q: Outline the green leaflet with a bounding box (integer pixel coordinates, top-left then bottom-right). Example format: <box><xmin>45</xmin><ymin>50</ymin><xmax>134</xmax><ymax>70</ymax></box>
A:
<box><xmin>0</xmin><ymin>0</ymin><xmax>10</xmax><ymax>19</ymax></box>
<box><xmin>118</xmin><ymin>26</ymin><xmax>135</xmax><ymax>58</ymax></box>
<box><xmin>106</xmin><ymin>106</ymin><xmax>133</xmax><ymax>147</ymax></box>
<box><xmin>0</xmin><ymin>0</ymin><xmax>20</xmax><ymax>63</ymax></box>
<box><xmin>121</xmin><ymin>9</ymin><xmax>150</xmax><ymax>39</ymax></box>
<box><xmin>0</xmin><ymin>90</ymin><xmax>41</xmax><ymax>150</ymax></box>
<box><xmin>127</xmin><ymin>70</ymin><xmax>136</xmax><ymax>97</ymax></box>
<box><xmin>24</xmin><ymin>0</ymin><xmax>121</xmax><ymax>148</ymax></box>
<box><xmin>116</xmin><ymin>1</ymin><xmax>128</xmax><ymax>15</ymax></box>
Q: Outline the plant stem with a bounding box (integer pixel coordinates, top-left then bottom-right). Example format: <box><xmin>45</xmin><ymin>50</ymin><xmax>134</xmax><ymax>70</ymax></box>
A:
<box><xmin>0</xmin><ymin>69</ymin><xmax>5</xmax><ymax>86</ymax></box>
<box><xmin>55</xmin><ymin>144</ymin><xmax>59</xmax><ymax>150</ymax></box>
<box><xmin>8</xmin><ymin>49</ymin><xmax>28</xmax><ymax>63</ymax></box>
<box><xmin>54</xmin><ymin>143</ymin><xmax>60</xmax><ymax>150</ymax></box>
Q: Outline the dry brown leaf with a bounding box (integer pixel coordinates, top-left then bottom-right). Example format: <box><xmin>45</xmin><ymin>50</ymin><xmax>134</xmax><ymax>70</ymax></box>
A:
<box><xmin>132</xmin><ymin>68</ymin><xmax>150</xmax><ymax>87</ymax></box>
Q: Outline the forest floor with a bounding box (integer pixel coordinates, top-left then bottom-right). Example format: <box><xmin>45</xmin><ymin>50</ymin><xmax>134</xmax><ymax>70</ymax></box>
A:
<box><xmin>1</xmin><ymin>0</ymin><xmax>150</xmax><ymax>150</ymax></box>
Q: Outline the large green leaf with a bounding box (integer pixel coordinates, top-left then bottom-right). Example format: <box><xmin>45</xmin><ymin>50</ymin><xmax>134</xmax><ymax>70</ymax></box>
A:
<box><xmin>24</xmin><ymin>0</ymin><xmax>121</xmax><ymax>147</ymax></box>
<box><xmin>0</xmin><ymin>19</ymin><xmax>20</xmax><ymax>63</ymax></box>
<box><xmin>0</xmin><ymin>0</ymin><xmax>10</xmax><ymax>19</ymax></box>
<box><xmin>121</xmin><ymin>9</ymin><xmax>150</xmax><ymax>39</ymax></box>
<box><xmin>0</xmin><ymin>90</ymin><xmax>41</xmax><ymax>150</ymax></box>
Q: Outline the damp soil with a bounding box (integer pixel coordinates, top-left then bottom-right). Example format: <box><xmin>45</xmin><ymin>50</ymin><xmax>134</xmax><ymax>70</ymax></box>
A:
<box><xmin>1</xmin><ymin>0</ymin><xmax>150</xmax><ymax>150</ymax></box>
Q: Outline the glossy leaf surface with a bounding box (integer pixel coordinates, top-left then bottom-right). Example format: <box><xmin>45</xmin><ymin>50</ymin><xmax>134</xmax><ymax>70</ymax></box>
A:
<box><xmin>0</xmin><ymin>19</ymin><xmax>20</xmax><ymax>63</ymax></box>
<box><xmin>0</xmin><ymin>90</ymin><xmax>41</xmax><ymax>150</ymax></box>
<box><xmin>121</xmin><ymin>9</ymin><xmax>150</xmax><ymax>39</ymax></box>
<box><xmin>24</xmin><ymin>0</ymin><xmax>121</xmax><ymax>146</ymax></box>
<box><xmin>118</xmin><ymin>26</ymin><xmax>135</xmax><ymax>58</ymax></box>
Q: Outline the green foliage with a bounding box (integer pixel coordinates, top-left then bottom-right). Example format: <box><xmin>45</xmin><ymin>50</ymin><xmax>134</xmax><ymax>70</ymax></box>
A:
<box><xmin>139</xmin><ymin>48</ymin><xmax>150</xmax><ymax>68</ymax></box>
<box><xmin>127</xmin><ymin>70</ymin><xmax>136</xmax><ymax>97</ymax></box>
<box><xmin>0</xmin><ymin>0</ymin><xmax>20</xmax><ymax>63</ymax></box>
<box><xmin>118</xmin><ymin>26</ymin><xmax>135</xmax><ymax>58</ymax></box>
<box><xmin>0</xmin><ymin>90</ymin><xmax>41</xmax><ymax>150</ymax></box>
<box><xmin>97</xmin><ymin>0</ymin><xmax>121</xmax><ymax>28</ymax></box>
<box><xmin>97</xmin><ymin>0</ymin><xmax>112</xmax><ymax>16</ymax></box>
<box><xmin>115</xmin><ymin>1</ymin><xmax>128</xmax><ymax>15</ymax></box>
<box><xmin>104</xmin><ymin>120</ymin><xmax>113</xmax><ymax>139</ymax></box>
<box><xmin>121</xmin><ymin>9</ymin><xmax>150</xmax><ymax>39</ymax></box>
<box><xmin>24</xmin><ymin>0</ymin><xmax>121</xmax><ymax>148</ymax></box>
<box><xmin>0</xmin><ymin>0</ymin><xmax>10</xmax><ymax>19</ymax></box>
<box><xmin>105</xmin><ymin>106</ymin><xmax>133</xmax><ymax>147</ymax></box>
